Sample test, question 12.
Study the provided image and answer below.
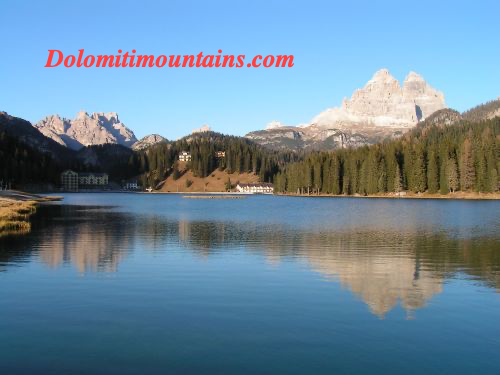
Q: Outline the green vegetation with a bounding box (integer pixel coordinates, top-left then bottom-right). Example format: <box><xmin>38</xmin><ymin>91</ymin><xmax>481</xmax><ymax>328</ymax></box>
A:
<box><xmin>274</xmin><ymin>118</ymin><xmax>499</xmax><ymax>195</ymax></box>
<box><xmin>0</xmin><ymin>131</ymin><xmax>62</xmax><ymax>185</ymax></box>
<box><xmin>137</xmin><ymin>132</ymin><xmax>297</xmax><ymax>188</ymax></box>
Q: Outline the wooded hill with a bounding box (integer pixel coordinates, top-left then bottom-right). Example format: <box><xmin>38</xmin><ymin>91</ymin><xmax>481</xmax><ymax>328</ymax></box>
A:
<box><xmin>274</xmin><ymin>111</ymin><xmax>499</xmax><ymax>194</ymax></box>
<box><xmin>134</xmin><ymin>132</ymin><xmax>299</xmax><ymax>188</ymax></box>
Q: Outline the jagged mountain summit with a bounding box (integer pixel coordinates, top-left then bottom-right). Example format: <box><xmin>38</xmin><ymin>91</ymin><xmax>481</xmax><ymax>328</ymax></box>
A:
<box><xmin>313</xmin><ymin>69</ymin><xmax>446</xmax><ymax>128</ymax></box>
<box><xmin>132</xmin><ymin>134</ymin><xmax>168</xmax><ymax>150</ymax></box>
<box><xmin>246</xmin><ymin>69</ymin><xmax>447</xmax><ymax>151</ymax></box>
<box><xmin>35</xmin><ymin>111</ymin><xmax>137</xmax><ymax>150</ymax></box>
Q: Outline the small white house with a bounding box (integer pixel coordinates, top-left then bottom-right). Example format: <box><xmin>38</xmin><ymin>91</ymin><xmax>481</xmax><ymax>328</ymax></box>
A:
<box><xmin>236</xmin><ymin>183</ymin><xmax>274</xmax><ymax>194</ymax></box>
<box><xmin>179</xmin><ymin>151</ymin><xmax>191</xmax><ymax>162</ymax></box>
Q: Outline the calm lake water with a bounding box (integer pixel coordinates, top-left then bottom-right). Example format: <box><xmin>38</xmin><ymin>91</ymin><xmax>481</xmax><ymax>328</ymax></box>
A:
<box><xmin>1</xmin><ymin>194</ymin><xmax>499</xmax><ymax>375</ymax></box>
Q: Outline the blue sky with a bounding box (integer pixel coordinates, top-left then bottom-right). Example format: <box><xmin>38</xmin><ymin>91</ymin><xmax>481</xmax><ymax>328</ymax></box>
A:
<box><xmin>1</xmin><ymin>0</ymin><xmax>499</xmax><ymax>139</ymax></box>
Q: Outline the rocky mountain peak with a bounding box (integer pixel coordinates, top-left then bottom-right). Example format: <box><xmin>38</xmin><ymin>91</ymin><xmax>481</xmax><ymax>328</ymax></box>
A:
<box><xmin>94</xmin><ymin>112</ymin><xmax>119</xmax><ymax>123</ymax></box>
<box><xmin>35</xmin><ymin>110</ymin><xmax>137</xmax><ymax>150</ymax></box>
<box><xmin>266</xmin><ymin>121</ymin><xmax>286</xmax><ymax>130</ymax></box>
<box><xmin>132</xmin><ymin>134</ymin><xmax>167</xmax><ymax>150</ymax></box>
<box><xmin>404</xmin><ymin>71</ymin><xmax>425</xmax><ymax>82</ymax></box>
<box><xmin>313</xmin><ymin>69</ymin><xmax>446</xmax><ymax>128</ymax></box>
<box><xmin>246</xmin><ymin>68</ymin><xmax>447</xmax><ymax>151</ymax></box>
<box><xmin>367</xmin><ymin>68</ymin><xmax>398</xmax><ymax>84</ymax></box>
<box><xmin>76</xmin><ymin>110</ymin><xmax>88</xmax><ymax>120</ymax></box>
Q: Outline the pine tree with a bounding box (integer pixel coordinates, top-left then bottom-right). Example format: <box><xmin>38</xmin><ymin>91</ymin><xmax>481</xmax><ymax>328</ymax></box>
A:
<box><xmin>459</xmin><ymin>138</ymin><xmax>475</xmax><ymax>191</ymax></box>
<box><xmin>330</xmin><ymin>156</ymin><xmax>341</xmax><ymax>195</ymax></box>
<box><xmin>411</xmin><ymin>145</ymin><xmax>426</xmax><ymax>192</ymax></box>
<box><xmin>377</xmin><ymin>157</ymin><xmax>387</xmax><ymax>193</ymax></box>
<box><xmin>439</xmin><ymin>146</ymin><xmax>449</xmax><ymax>195</ymax></box>
<box><xmin>394</xmin><ymin>163</ymin><xmax>403</xmax><ymax>193</ymax></box>
<box><xmin>427</xmin><ymin>148</ymin><xmax>439</xmax><ymax>193</ymax></box>
<box><xmin>447</xmin><ymin>156</ymin><xmax>459</xmax><ymax>193</ymax></box>
<box><xmin>313</xmin><ymin>158</ymin><xmax>322</xmax><ymax>193</ymax></box>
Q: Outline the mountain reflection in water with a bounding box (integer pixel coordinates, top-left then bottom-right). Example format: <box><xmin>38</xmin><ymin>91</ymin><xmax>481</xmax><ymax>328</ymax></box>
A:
<box><xmin>2</xmin><ymin>202</ymin><xmax>498</xmax><ymax>318</ymax></box>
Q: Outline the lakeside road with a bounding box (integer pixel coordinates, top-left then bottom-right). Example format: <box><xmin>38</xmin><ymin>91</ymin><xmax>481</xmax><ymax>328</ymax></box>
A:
<box><xmin>0</xmin><ymin>191</ymin><xmax>62</xmax><ymax>236</ymax></box>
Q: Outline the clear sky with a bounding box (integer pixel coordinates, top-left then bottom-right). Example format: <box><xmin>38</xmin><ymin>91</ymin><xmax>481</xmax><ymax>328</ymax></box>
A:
<box><xmin>1</xmin><ymin>0</ymin><xmax>499</xmax><ymax>140</ymax></box>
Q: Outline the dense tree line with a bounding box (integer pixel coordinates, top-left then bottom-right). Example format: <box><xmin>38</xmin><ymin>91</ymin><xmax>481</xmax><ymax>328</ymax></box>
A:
<box><xmin>274</xmin><ymin>118</ymin><xmax>499</xmax><ymax>195</ymax></box>
<box><xmin>1</xmin><ymin>112</ymin><xmax>498</xmax><ymax>196</ymax></box>
<box><xmin>0</xmin><ymin>131</ymin><xmax>62</xmax><ymax>186</ymax></box>
<box><xmin>76</xmin><ymin>144</ymin><xmax>140</xmax><ymax>181</ymax></box>
<box><xmin>0</xmin><ymin>138</ymin><xmax>142</xmax><ymax>188</ymax></box>
<box><xmin>136</xmin><ymin>132</ymin><xmax>298</xmax><ymax>188</ymax></box>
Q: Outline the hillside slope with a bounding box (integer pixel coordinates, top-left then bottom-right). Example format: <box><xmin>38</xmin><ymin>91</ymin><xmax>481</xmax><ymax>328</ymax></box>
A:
<box><xmin>157</xmin><ymin>163</ymin><xmax>260</xmax><ymax>192</ymax></box>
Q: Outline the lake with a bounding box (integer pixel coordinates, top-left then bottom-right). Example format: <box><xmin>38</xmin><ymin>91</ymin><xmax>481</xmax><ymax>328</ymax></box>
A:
<box><xmin>1</xmin><ymin>194</ymin><xmax>499</xmax><ymax>374</ymax></box>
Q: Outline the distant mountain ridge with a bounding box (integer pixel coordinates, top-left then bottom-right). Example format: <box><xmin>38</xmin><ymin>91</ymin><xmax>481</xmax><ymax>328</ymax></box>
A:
<box><xmin>245</xmin><ymin>69</ymin><xmax>447</xmax><ymax>151</ymax></box>
<box><xmin>132</xmin><ymin>134</ymin><xmax>168</xmax><ymax>150</ymax></box>
<box><xmin>462</xmin><ymin>98</ymin><xmax>500</xmax><ymax>122</ymax></box>
<box><xmin>35</xmin><ymin>111</ymin><xmax>137</xmax><ymax>150</ymax></box>
<box><xmin>3</xmin><ymin>86</ymin><xmax>500</xmax><ymax>161</ymax></box>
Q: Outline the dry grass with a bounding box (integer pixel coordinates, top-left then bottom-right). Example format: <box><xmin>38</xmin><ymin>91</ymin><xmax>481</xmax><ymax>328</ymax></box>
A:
<box><xmin>0</xmin><ymin>199</ymin><xmax>37</xmax><ymax>235</ymax></box>
<box><xmin>158</xmin><ymin>165</ymin><xmax>261</xmax><ymax>193</ymax></box>
<box><xmin>0</xmin><ymin>192</ymin><xmax>62</xmax><ymax>237</ymax></box>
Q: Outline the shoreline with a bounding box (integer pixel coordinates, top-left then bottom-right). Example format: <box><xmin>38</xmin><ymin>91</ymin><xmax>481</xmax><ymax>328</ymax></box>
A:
<box><xmin>13</xmin><ymin>189</ymin><xmax>500</xmax><ymax>200</ymax></box>
<box><xmin>144</xmin><ymin>191</ymin><xmax>254</xmax><ymax>195</ymax></box>
<box><xmin>0</xmin><ymin>191</ymin><xmax>62</xmax><ymax>236</ymax></box>
<box><xmin>275</xmin><ymin>192</ymin><xmax>500</xmax><ymax>200</ymax></box>
<box><xmin>182</xmin><ymin>195</ymin><xmax>246</xmax><ymax>199</ymax></box>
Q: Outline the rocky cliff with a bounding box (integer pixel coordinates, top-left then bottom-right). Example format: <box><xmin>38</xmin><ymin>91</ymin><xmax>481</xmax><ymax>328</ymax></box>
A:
<box><xmin>132</xmin><ymin>134</ymin><xmax>168</xmax><ymax>150</ymax></box>
<box><xmin>246</xmin><ymin>69</ymin><xmax>446</xmax><ymax>151</ymax></box>
<box><xmin>35</xmin><ymin>111</ymin><xmax>137</xmax><ymax>150</ymax></box>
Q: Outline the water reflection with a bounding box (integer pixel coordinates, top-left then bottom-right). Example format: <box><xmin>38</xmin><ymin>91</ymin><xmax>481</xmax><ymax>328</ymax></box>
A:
<box><xmin>1</xmin><ymin>203</ymin><xmax>498</xmax><ymax>318</ymax></box>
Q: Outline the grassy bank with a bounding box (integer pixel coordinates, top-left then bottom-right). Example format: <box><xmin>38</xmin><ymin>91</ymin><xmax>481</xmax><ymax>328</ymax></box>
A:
<box><xmin>0</xmin><ymin>191</ymin><xmax>62</xmax><ymax>236</ymax></box>
<box><xmin>0</xmin><ymin>200</ymin><xmax>37</xmax><ymax>234</ymax></box>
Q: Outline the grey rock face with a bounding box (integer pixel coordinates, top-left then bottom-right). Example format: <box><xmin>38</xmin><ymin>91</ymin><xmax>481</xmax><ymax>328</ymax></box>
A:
<box><xmin>246</xmin><ymin>126</ymin><xmax>376</xmax><ymax>152</ymax></box>
<box><xmin>313</xmin><ymin>69</ymin><xmax>446</xmax><ymax>129</ymax></box>
<box><xmin>132</xmin><ymin>134</ymin><xmax>167</xmax><ymax>150</ymax></box>
<box><xmin>246</xmin><ymin>69</ymin><xmax>446</xmax><ymax>151</ymax></box>
<box><xmin>35</xmin><ymin>111</ymin><xmax>137</xmax><ymax>150</ymax></box>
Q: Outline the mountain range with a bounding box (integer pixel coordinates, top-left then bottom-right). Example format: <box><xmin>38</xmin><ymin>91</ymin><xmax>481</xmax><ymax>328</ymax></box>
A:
<box><xmin>35</xmin><ymin>111</ymin><xmax>138</xmax><ymax>150</ymax></box>
<box><xmin>26</xmin><ymin>69</ymin><xmax>448</xmax><ymax>153</ymax></box>
<box><xmin>1</xmin><ymin>94</ymin><xmax>499</xmax><ymax>193</ymax></box>
<box><xmin>245</xmin><ymin>69</ymin><xmax>447</xmax><ymax>151</ymax></box>
<box><xmin>1</xmin><ymin>69</ymin><xmax>499</xmax><ymax>164</ymax></box>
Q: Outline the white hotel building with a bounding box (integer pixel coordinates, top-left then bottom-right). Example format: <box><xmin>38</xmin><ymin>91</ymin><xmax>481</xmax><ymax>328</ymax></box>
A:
<box><xmin>236</xmin><ymin>183</ymin><xmax>274</xmax><ymax>194</ymax></box>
